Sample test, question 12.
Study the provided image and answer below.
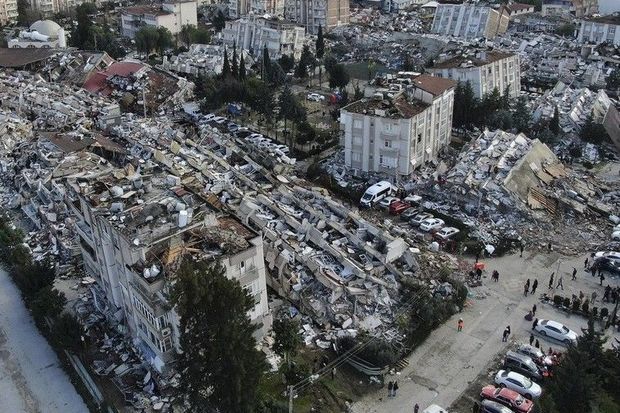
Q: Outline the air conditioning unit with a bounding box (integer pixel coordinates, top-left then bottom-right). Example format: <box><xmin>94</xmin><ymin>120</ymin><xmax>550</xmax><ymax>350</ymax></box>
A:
<box><xmin>161</xmin><ymin>327</ymin><xmax>171</xmax><ymax>337</ymax></box>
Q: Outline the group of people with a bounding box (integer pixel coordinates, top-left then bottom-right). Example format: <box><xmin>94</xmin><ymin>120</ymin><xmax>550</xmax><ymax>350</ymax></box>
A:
<box><xmin>387</xmin><ymin>381</ymin><xmax>399</xmax><ymax>397</ymax></box>
<box><xmin>524</xmin><ymin>279</ymin><xmax>538</xmax><ymax>296</ymax></box>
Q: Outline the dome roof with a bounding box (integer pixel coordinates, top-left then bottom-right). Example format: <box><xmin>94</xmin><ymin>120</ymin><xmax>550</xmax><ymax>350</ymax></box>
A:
<box><xmin>29</xmin><ymin>20</ymin><xmax>62</xmax><ymax>37</ymax></box>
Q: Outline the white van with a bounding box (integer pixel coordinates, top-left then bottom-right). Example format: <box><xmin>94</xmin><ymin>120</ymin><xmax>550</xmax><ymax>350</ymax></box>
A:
<box><xmin>360</xmin><ymin>181</ymin><xmax>393</xmax><ymax>208</ymax></box>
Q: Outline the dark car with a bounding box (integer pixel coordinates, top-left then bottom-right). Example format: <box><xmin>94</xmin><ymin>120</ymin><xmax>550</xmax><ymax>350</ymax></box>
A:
<box><xmin>503</xmin><ymin>351</ymin><xmax>544</xmax><ymax>381</ymax></box>
<box><xmin>594</xmin><ymin>257</ymin><xmax>620</xmax><ymax>275</ymax></box>
<box><xmin>479</xmin><ymin>400</ymin><xmax>514</xmax><ymax>413</ymax></box>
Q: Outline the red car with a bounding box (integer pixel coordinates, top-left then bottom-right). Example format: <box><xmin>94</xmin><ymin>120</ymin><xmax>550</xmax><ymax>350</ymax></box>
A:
<box><xmin>389</xmin><ymin>201</ymin><xmax>411</xmax><ymax>215</ymax></box>
<box><xmin>480</xmin><ymin>385</ymin><xmax>534</xmax><ymax>413</ymax></box>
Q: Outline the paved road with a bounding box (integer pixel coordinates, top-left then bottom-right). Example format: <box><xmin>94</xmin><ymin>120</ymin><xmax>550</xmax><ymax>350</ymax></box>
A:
<box><xmin>0</xmin><ymin>269</ymin><xmax>88</xmax><ymax>413</ymax></box>
<box><xmin>352</xmin><ymin>251</ymin><xmax>620</xmax><ymax>413</ymax></box>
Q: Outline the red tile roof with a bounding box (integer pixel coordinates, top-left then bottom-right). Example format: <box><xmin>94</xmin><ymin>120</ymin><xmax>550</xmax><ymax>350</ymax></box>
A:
<box><xmin>83</xmin><ymin>61</ymin><xmax>145</xmax><ymax>95</ymax></box>
<box><xmin>412</xmin><ymin>74</ymin><xmax>457</xmax><ymax>96</ymax></box>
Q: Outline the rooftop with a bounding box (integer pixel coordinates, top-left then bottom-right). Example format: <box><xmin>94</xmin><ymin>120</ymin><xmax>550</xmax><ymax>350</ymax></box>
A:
<box><xmin>505</xmin><ymin>2</ymin><xmax>535</xmax><ymax>12</ymax></box>
<box><xmin>342</xmin><ymin>93</ymin><xmax>429</xmax><ymax>118</ymax></box>
<box><xmin>432</xmin><ymin>51</ymin><xmax>516</xmax><ymax>69</ymax></box>
<box><xmin>0</xmin><ymin>48</ymin><xmax>56</xmax><ymax>68</ymax></box>
<box><xmin>411</xmin><ymin>74</ymin><xmax>457</xmax><ymax>96</ymax></box>
<box><xmin>121</xmin><ymin>5</ymin><xmax>172</xmax><ymax>16</ymax></box>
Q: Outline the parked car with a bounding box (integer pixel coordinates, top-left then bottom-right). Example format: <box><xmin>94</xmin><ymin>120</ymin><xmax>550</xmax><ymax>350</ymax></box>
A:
<box><xmin>480</xmin><ymin>385</ymin><xmax>534</xmax><ymax>413</ymax></box>
<box><xmin>479</xmin><ymin>399</ymin><xmax>514</xmax><ymax>413</ymax></box>
<box><xmin>404</xmin><ymin>194</ymin><xmax>422</xmax><ymax>204</ymax></box>
<box><xmin>410</xmin><ymin>212</ymin><xmax>433</xmax><ymax>226</ymax></box>
<box><xmin>401</xmin><ymin>207</ymin><xmax>420</xmax><ymax>220</ymax></box>
<box><xmin>379</xmin><ymin>196</ymin><xmax>400</xmax><ymax>209</ymax></box>
<box><xmin>307</xmin><ymin>93</ymin><xmax>325</xmax><ymax>101</ymax></box>
<box><xmin>593</xmin><ymin>257</ymin><xmax>620</xmax><ymax>275</ymax></box>
<box><xmin>612</xmin><ymin>231</ymin><xmax>620</xmax><ymax>241</ymax></box>
<box><xmin>435</xmin><ymin>227</ymin><xmax>460</xmax><ymax>240</ymax></box>
<box><xmin>419</xmin><ymin>218</ymin><xmax>445</xmax><ymax>232</ymax></box>
<box><xmin>534</xmin><ymin>319</ymin><xmax>578</xmax><ymax>345</ymax></box>
<box><xmin>503</xmin><ymin>351</ymin><xmax>544</xmax><ymax>381</ymax></box>
<box><xmin>515</xmin><ymin>344</ymin><xmax>553</xmax><ymax>367</ymax></box>
<box><xmin>389</xmin><ymin>201</ymin><xmax>411</xmax><ymax>215</ymax></box>
<box><xmin>494</xmin><ymin>370</ymin><xmax>542</xmax><ymax>399</ymax></box>
<box><xmin>203</xmin><ymin>113</ymin><xmax>215</xmax><ymax>121</ymax></box>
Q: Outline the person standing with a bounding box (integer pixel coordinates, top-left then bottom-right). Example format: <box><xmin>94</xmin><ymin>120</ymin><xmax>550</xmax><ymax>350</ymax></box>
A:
<box><xmin>556</xmin><ymin>276</ymin><xmax>564</xmax><ymax>290</ymax></box>
<box><xmin>529</xmin><ymin>333</ymin><xmax>534</xmax><ymax>346</ymax></box>
<box><xmin>414</xmin><ymin>404</ymin><xmax>420</xmax><ymax>413</ymax></box>
<box><xmin>600</xmin><ymin>272</ymin><xmax>605</xmax><ymax>286</ymax></box>
<box><xmin>457</xmin><ymin>318</ymin><xmax>464</xmax><ymax>332</ymax></box>
<box><xmin>532</xmin><ymin>304</ymin><xmax>537</xmax><ymax>316</ymax></box>
<box><xmin>524</xmin><ymin>282</ymin><xmax>529</xmax><ymax>297</ymax></box>
<box><xmin>548</xmin><ymin>273</ymin><xmax>554</xmax><ymax>289</ymax></box>
<box><xmin>388</xmin><ymin>381</ymin><xmax>393</xmax><ymax>397</ymax></box>
<box><xmin>532</xmin><ymin>318</ymin><xmax>538</xmax><ymax>330</ymax></box>
<box><xmin>393</xmin><ymin>381</ymin><xmax>399</xmax><ymax>397</ymax></box>
<box><xmin>520</xmin><ymin>243</ymin><xmax>524</xmax><ymax>258</ymax></box>
<box><xmin>592</xmin><ymin>291</ymin><xmax>597</xmax><ymax>304</ymax></box>
<box><xmin>572</xmin><ymin>267</ymin><xmax>577</xmax><ymax>281</ymax></box>
<box><xmin>502</xmin><ymin>327</ymin><xmax>510</xmax><ymax>342</ymax></box>
<box><xmin>531</xmin><ymin>279</ymin><xmax>538</xmax><ymax>295</ymax></box>
<box><xmin>584</xmin><ymin>257</ymin><xmax>589</xmax><ymax>269</ymax></box>
<box><xmin>547</xmin><ymin>242</ymin><xmax>552</xmax><ymax>252</ymax></box>
<box><xmin>591</xmin><ymin>267</ymin><xmax>597</xmax><ymax>278</ymax></box>
<box><xmin>535</xmin><ymin>339</ymin><xmax>540</xmax><ymax>348</ymax></box>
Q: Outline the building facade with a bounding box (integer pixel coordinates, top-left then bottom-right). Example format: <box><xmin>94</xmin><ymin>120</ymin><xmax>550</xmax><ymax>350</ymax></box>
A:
<box><xmin>340</xmin><ymin>75</ymin><xmax>455</xmax><ymax>176</ymax></box>
<box><xmin>121</xmin><ymin>1</ymin><xmax>197</xmax><ymax>39</ymax></box>
<box><xmin>428</xmin><ymin>51</ymin><xmax>521</xmax><ymax>98</ymax></box>
<box><xmin>285</xmin><ymin>0</ymin><xmax>349</xmax><ymax>35</ymax></box>
<box><xmin>68</xmin><ymin>170</ymin><xmax>271</xmax><ymax>372</ymax></box>
<box><xmin>431</xmin><ymin>4</ymin><xmax>509</xmax><ymax>39</ymax></box>
<box><xmin>0</xmin><ymin>0</ymin><xmax>18</xmax><ymax>25</ymax></box>
<box><xmin>542</xmin><ymin>0</ymin><xmax>597</xmax><ymax>17</ymax></box>
<box><xmin>222</xmin><ymin>16</ymin><xmax>305</xmax><ymax>59</ymax></box>
<box><xmin>577</xmin><ymin>16</ymin><xmax>620</xmax><ymax>46</ymax></box>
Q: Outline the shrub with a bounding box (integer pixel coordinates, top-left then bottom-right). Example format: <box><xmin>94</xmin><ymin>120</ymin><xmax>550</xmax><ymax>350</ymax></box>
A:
<box><xmin>563</xmin><ymin>297</ymin><xmax>571</xmax><ymax>308</ymax></box>
<box><xmin>553</xmin><ymin>295</ymin><xmax>563</xmax><ymax>306</ymax></box>
<box><xmin>600</xmin><ymin>307</ymin><xmax>609</xmax><ymax>318</ymax></box>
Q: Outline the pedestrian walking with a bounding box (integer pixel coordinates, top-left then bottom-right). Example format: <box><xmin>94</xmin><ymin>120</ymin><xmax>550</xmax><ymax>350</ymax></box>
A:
<box><xmin>531</xmin><ymin>279</ymin><xmax>538</xmax><ymax>295</ymax></box>
<box><xmin>556</xmin><ymin>276</ymin><xmax>564</xmax><ymax>290</ymax></box>
<box><xmin>532</xmin><ymin>304</ymin><xmax>537</xmax><ymax>316</ymax></box>
<box><xmin>393</xmin><ymin>381</ymin><xmax>399</xmax><ymax>396</ymax></box>
<box><xmin>415</xmin><ymin>404</ymin><xmax>420</xmax><ymax>413</ymax></box>
<box><xmin>492</xmin><ymin>270</ymin><xmax>499</xmax><ymax>282</ymax></box>
<box><xmin>584</xmin><ymin>257</ymin><xmax>589</xmax><ymax>269</ymax></box>
<box><xmin>600</xmin><ymin>273</ymin><xmax>605</xmax><ymax>286</ymax></box>
<box><xmin>524</xmin><ymin>282</ymin><xmax>529</xmax><ymax>296</ymax></box>
<box><xmin>572</xmin><ymin>267</ymin><xmax>577</xmax><ymax>281</ymax></box>
<box><xmin>475</xmin><ymin>251</ymin><xmax>480</xmax><ymax>263</ymax></box>
<box><xmin>591</xmin><ymin>267</ymin><xmax>597</xmax><ymax>277</ymax></box>
<box><xmin>548</xmin><ymin>273</ymin><xmax>554</xmax><ymax>289</ymax></box>
<box><xmin>532</xmin><ymin>318</ymin><xmax>538</xmax><ymax>330</ymax></box>
<box><xmin>535</xmin><ymin>339</ymin><xmax>540</xmax><ymax>348</ymax></box>
<box><xmin>529</xmin><ymin>333</ymin><xmax>534</xmax><ymax>346</ymax></box>
<box><xmin>591</xmin><ymin>291</ymin><xmax>597</xmax><ymax>303</ymax></box>
<box><xmin>604</xmin><ymin>285</ymin><xmax>612</xmax><ymax>302</ymax></box>
<box><xmin>388</xmin><ymin>381</ymin><xmax>393</xmax><ymax>397</ymax></box>
<box><xmin>520</xmin><ymin>243</ymin><xmax>524</xmax><ymax>258</ymax></box>
<box><xmin>547</xmin><ymin>242</ymin><xmax>552</xmax><ymax>252</ymax></box>
<box><xmin>457</xmin><ymin>318</ymin><xmax>464</xmax><ymax>332</ymax></box>
<box><xmin>502</xmin><ymin>327</ymin><xmax>510</xmax><ymax>342</ymax></box>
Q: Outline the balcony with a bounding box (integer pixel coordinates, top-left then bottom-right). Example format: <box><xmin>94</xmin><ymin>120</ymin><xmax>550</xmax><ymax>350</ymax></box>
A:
<box><xmin>75</xmin><ymin>220</ymin><xmax>95</xmax><ymax>249</ymax></box>
<box><xmin>130</xmin><ymin>271</ymin><xmax>166</xmax><ymax>310</ymax></box>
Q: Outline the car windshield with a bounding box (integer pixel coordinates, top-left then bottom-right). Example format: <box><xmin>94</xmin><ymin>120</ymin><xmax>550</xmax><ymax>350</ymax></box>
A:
<box><xmin>561</xmin><ymin>326</ymin><xmax>570</xmax><ymax>333</ymax></box>
<box><xmin>514</xmin><ymin>395</ymin><xmax>525</xmax><ymax>405</ymax></box>
<box><xmin>362</xmin><ymin>193</ymin><xmax>372</xmax><ymax>201</ymax></box>
<box><xmin>522</xmin><ymin>377</ymin><xmax>532</xmax><ymax>388</ymax></box>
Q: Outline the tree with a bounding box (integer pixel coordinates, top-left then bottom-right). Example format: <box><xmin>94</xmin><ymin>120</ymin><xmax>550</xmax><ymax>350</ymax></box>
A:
<box><xmin>328</xmin><ymin>63</ymin><xmax>350</xmax><ymax>90</ymax></box>
<box><xmin>550</xmin><ymin>105</ymin><xmax>560</xmax><ymax>135</ymax></box>
<box><xmin>499</xmin><ymin>86</ymin><xmax>511</xmax><ymax>110</ymax></box>
<box><xmin>213</xmin><ymin>10</ymin><xmax>226</xmax><ymax>32</ymax></box>
<box><xmin>513</xmin><ymin>96</ymin><xmax>531</xmax><ymax>132</ymax></box>
<box><xmin>294</xmin><ymin>59</ymin><xmax>308</xmax><ymax>79</ymax></box>
<box><xmin>72</xmin><ymin>3</ymin><xmax>94</xmax><ymax>49</ymax></box>
<box><xmin>17</xmin><ymin>0</ymin><xmax>30</xmax><ymax>25</ymax></box>
<box><xmin>272</xmin><ymin>318</ymin><xmax>301</xmax><ymax>367</ymax></box>
<box><xmin>453</xmin><ymin>81</ymin><xmax>477</xmax><ymax>129</ymax></box>
<box><xmin>488</xmin><ymin>110</ymin><xmax>514</xmax><ymax>131</ymax></box>
<box><xmin>180</xmin><ymin>24</ymin><xmax>195</xmax><ymax>48</ymax></box>
<box><xmin>156</xmin><ymin>27</ymin><xmax>173</xmax><ymax>56</ymax></box>
<box><xmin>135</xmin><ymin>26</ymin><xmax>160</xmax><ymax>56</ymax></box>
<box><xmin>31</xmin><ymin>286</ymin><xmax>66</xmax><ymax>322</ymax></box>
<box><xmin>246</xmin><ymin>78</ymin><xmax>274</xmax><ymax>119</ymax></box>
<box><xmin>353</xmin><ymin>82</ymin><xmax>364</xmax><ymax>100</ymax></box>
<box><xmin>239</xmin><ymin>54</ymin><xmax>246</xmax><ymax>82</ymax></box>
<box><xmin>324</xmin><ymin>54</ymin><xmax>337</xmax><ymax>74</ymax></box>
<box><xmin>278</xmin><ymin>54</ymin><xmax>295</xmax><ymax>73</ymax></box>
<box><xmin>262</xmin><ymin>45</ymin><xmax>272</xmax><ymax>81</ymax></box>
<box><xmin>580</xmin><ymin>113</ymin><xmax>609</xmax><ymax>144</ymax></box>
<box><xmin>555</xmin><ymin>23</ymin><xmax>576</xmax><ymax>37</ymax></box>
<box><xmin>231</xmin><ymin>42</ymin><xmax>239</xmax><ymax>79</ymax></box>
<box><xmin>52</xmin><ymin>313</ymin><xmax>83</xmax><ymax>352</ymax></box>
<box><xmin>172</xmin><ymin>260</ymin><xmax>267</xmax><ymax>413</ymax></box>
<box><xmin>316</xmin><ymin>25</ymin><xmax>325</xmax><ymax>59</ymax></box>
<box><xmin>607</xmin><ymin>68</ymin><xmax>620</xmax><ymax>90</ymax></box>
<box><xmin>222</xmin><ymin>47</ymin><xmax>231</xmax><ymax>78</ymax></box>
<box><xmin>481</xmin><ymin>87</ymin><xmax>502</xmax><ymax>114</ymax></box>
<box><xmin>402</xmin><ymin>55</ymin><xmax>415</xmax><ymax>72</ymax></box>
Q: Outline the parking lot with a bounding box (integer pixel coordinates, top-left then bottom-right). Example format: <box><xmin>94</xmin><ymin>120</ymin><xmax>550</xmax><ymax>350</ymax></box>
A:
<box><xmin>352</xmin><ymin>250</ymin><xmax>620</xmax><ymax>413</ymax></box>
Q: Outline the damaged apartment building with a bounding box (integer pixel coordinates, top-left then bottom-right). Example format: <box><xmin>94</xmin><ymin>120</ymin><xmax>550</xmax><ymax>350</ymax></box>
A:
<box><xmin>66</xmin><ymin>164</ymin><xmax>271</xmax><ymax>372</ymax></box>
<box><xmin>340</xmin><ymin>75</ymin><xmax>456</xmax><ymax>176</ymax></box>
<box><xmin>431</xmin><ymin>3</ymin><xmax>509</xmax><ymax>39</ymax></box>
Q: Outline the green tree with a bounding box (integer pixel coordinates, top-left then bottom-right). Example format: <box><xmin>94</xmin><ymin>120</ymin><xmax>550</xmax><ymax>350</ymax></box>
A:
<box><xmin>213</xmin><ymin>10</ymin><xmax>226</xmax><ymax>32</ymax></box>
<box><xmin>278</xmin><ymin>54</ymin><xmax>295</xmax><ymax>73</ymax></box>
<box><xmin>52</xmin><ymin>313</ymin><xmax>83</xmax><ymax>352</ymax></box>
<box><xmin>481</xmin><ymin>87</ymin><xmax>502</xmax><ymax>114</ymax></box>
<box><xmin>172</xmin><ymin>260</ymin><xmax>267</xmax><ymax>413</ymax></box>
<box><xmin>239</xmin><ymin>54</ymin><xmax>246</xmax><ymax>81</ymax></box>
<box><xmin>550</xmin><ymin>105</ymin><xmax>560</xmax><ymax>135</ymax></box>
<box><xmin>231</xmin><ymin>42</ymin><xmax>239</xmax><ymax>79</ymax></box>
<box><xmin>607</xmin><ymin>68</ymin><xmax>620</xmax><ymax>90</ymax></box>
<box><xmin>555</xmin><ymin>23</ymin><xmax>576</xmax><ymax>37</ymax></box>
<box><xmin>156</xmin><ymin>27</ymin><xmax>173</xmax><ymax>56</ymax></box>
<box><xmin>135</xmin><ymin>26</ymin><xmax>160</xmax><ymax>56</ymax></box>
<box><xmin>513</xmin><ymin>95</ymin><xmax>531</xmax><ymax>132</ymax></box>
<box><xmin>222</xmin><ymin>47</ymin><xmax>231</xmax><ymax>78</ymax></box>
<box><xmin>488</xmin><ymin>110</ymin><xmax>514</xmax><ymax>131</ymax></box>
<box><xmin>72</xmin><ymin>3</ymin><xmax>95</xmax><ymax>49</ymax></box>
<box><xmin>272</xmin><ymin>318</ymin><xmax>301</xmax><ymax>367</ymax></box>
<box><xmin>31</xmin><ymin>286</ymin><xmax>66</xmax><ymax>322</ymax></box>
<box><xmin>262</xmin><ymin>45</ymin><xmax>272</xmax><ymax>81</ymax></box>
<box><xmin>315</xmin><ymin>25</ymin><xmax>325</xmax><ymax>59</ymax></box>
<box><xmin>180</xmin><ymin>24</ymin><xmax>195</xmax><ymax>48</ymax></box>
<box><xmin>294</xmin><ymin>59</ymin><xmax>308</xmax><ymax>79</ymax></box>
<box><xmin>499</xmin><ymin>86</ymin><xmax>511</xmax><ymax>110</ymax></box>
<box><xmin>402</xmin><ymin>55</ymin><xmax>415</xmax><ymax>72</ymax></box>
<box><xmin>580</xmin><ymin>113</ymin><xmax>609</xmax><ymax>144</ymax></box>
<box><xmin>453</xmin><ymin>81</ymin><xmax>477</xmax><ymax>129</ymax></box>
<box><xmin>328</xmin><ymin>63</ymin><xmax>350</xmax><ymax>90</ymax></box>
<box><xmin>246</xmin><ymin>78</ymin><xmax>274</xmax><ymax>119</ymax></box>
<box><xmin>324</xmin><ymin>54</ymin><xmax>337</xmax><ymax>74</ymax></box>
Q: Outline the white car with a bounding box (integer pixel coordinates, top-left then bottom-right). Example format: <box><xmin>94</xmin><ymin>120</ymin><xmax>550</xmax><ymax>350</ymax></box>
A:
<box><xmin>613</xmin><ymin>231</ymin><xmax>620</xmax><ymax>241</ymax></box>
<box><xmin>307</xmin><ymin>93</ymin><xmax>325</xmax><ymax>102</ymax></box>
<box><xmin>378</xmin><ymin>196</ymin><xmax>400</xmax><ymax>209</ymax></box>
<box><xmin>494</xmin><ymin>370</ymin><xmax>542</xmax><ymax>399</ymax></box>
<box><xmin>404</xmin><ymin>194</ymin><xmax>422</xmax><ymax>204</ymax></box>
<box><xmin>435</xmin><ymin>227</ymin><xmax>460</xmax><ymax>240</ymax></box>
<box><xmin>534</xmin><ymin>319</ymin><xmax>578</xmax><ymax>345</ymax></box>
<box><xmin>419</xmin><ymin>218</ymin><xmax>445</xmax><ymax>232</ymax></box>
<box><xmin>410</xmin><ymin>212</ymin><xmax>433</xmax><ymax>226</ymax></box>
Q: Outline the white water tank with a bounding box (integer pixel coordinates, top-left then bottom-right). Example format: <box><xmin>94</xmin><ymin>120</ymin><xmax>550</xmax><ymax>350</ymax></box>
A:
<box><xmin>178</xmin><ymin>210</ymin><xmax>188</xmax><ymax>228</ymax></box>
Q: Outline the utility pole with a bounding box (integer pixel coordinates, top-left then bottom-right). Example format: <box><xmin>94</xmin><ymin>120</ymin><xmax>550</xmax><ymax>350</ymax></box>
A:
<box><xmin>288</xmin><ymin>385</ymin><xmax>294</xmax><ymax>413</ymax></box>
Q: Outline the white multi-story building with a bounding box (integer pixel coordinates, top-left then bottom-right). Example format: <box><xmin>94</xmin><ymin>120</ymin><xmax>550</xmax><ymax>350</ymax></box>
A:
<box><xmin>121</xmin><ymin>0</ymin><xmax>197</xmax><ymax>39</ymax></box>
<box><xmin>68</xmin><ymin>170</ymin><xmax>271</xmax><ymax>372</ymax></box>
<box><xmin>0</xmin><ymin>0</ymin><xmax>18</xmax><ymax>25</ymax></box>
<box><xmin>340</xmin><ymin>75</ymin><xmax>455</xmax><ymax>176</ymax></box>
<box><xmin>431</xmin><ymin>4</ymin><xmax>509</xmax><ymax>39</ymax></box>
<box><xmin>222</xmin><ymin>15</ymin><xmax>305</xmax><ymax>59</ymax></box>
<box><xmin>284</xmin><ymin>0</ymin><xmax>349</xmax><ymax>35</ymax></box>
<box><xmin>577</xmin><ymin>16</ymin><xmax>620</xmax><ymax>46</ymax></box>
<box><xmin>428</xmin><ymin>51</ymin><xmax>521</xmax><ymax>98</ymax></box>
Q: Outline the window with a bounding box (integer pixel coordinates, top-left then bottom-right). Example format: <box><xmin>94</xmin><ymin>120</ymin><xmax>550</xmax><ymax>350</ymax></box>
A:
<box><xmin>240</xmin><ymin>260</ymin><xmax>245</xmax><ymax>270</ymax></box>
<box><xmin>353</xmin><ymin>119</ymin><xmax>362</xmax><ymax>128</ymax></box>
<box><xmin>384</xmin><ymin>140</ymin><xmax>392</xmax><ymax>148</ymax></box>
<box><xmin>417</xmin><ymin>134</ymin><xmax>422</xmax><ymax>143</ymax></box>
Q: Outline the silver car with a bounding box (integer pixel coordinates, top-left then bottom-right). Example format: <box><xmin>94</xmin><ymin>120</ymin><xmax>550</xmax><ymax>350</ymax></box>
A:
<box><xmin>534</xmin><ymin>319</ymin><xmax>578</xmax><ymax>345</ymax></box>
